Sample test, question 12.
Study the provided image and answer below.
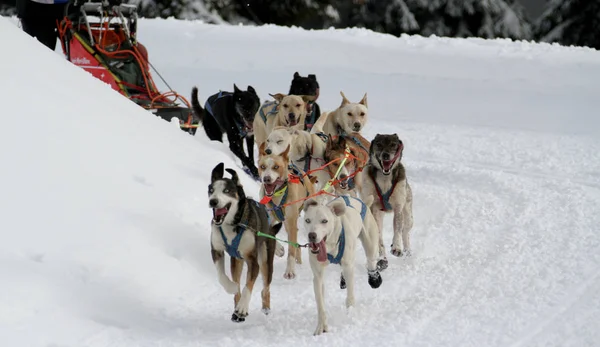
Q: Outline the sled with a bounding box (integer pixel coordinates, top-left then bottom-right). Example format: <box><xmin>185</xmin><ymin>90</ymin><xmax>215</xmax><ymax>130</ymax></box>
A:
<box><xmin>57</xmin><ymin>0</ymin><xmax>199</xmax><ymax>134</ymax></box>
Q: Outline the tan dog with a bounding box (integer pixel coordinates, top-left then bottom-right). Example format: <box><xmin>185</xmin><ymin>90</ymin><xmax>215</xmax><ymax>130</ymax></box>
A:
<box><xmin>258</xmin><ymin>143</ymin><xmax>316</xmax><ymax>279</ymax></box>
<box><xmin>321</xmin><ymin>91</ymin><xmax>368</xmax><ymax>137</ymax></box>
<box><xmin>253</xmin><ymin>94</ymin><xmax>315</xmax><ymax>147</ymax></box>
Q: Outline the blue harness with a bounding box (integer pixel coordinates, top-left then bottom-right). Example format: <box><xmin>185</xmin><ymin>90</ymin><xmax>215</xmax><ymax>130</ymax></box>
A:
<box><xmin>327</xmin><ymin>196</ymin><xmax>368</xmax><ymax>264</ymax></box>
<box><xmin>368</xmin><ymin>169</ymin><xmax>398</xmax><ymax>212</ymax></box>
<box><xmin>204</xmin><ymin>91</ymin><xmax>250</xmax><ymax>138</ymax></box>
<box><xmin>217</xmin><ymin>200</ymin><xmax>256</xmax><ymax>259</ymax></box>
<box><xmin>258</xmin><ymin>101</ymin><xmax>278</xmax><ymax>123</ymax></box>
<box><xmin>336</xmin><ymin>126</ymin><xmax>369</xmax><ymax>153</ymax></box>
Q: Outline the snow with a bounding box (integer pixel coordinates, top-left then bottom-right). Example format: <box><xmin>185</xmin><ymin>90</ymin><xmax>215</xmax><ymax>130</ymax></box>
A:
<box><xmin>2</xmin><ymin>15</ymin><xmax>600</xmax><ymax>347</ymax></box>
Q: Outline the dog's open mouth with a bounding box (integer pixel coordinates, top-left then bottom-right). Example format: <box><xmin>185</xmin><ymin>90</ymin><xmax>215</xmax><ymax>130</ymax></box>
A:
<box><xmin>288</xmin><ymin>118</ymin><xmax>298</xmax><ymax>126</ymax></box>
<box><xmin>339</xmin><ymin>180</ymin><xmax>349</xmax><ymax>190</ymax></box>
<box><xmin>262</xmin><ymin>180</ymin><xmax>283</xmax><ymax>197</ymax></box>
<box><xmin>309</xmin><ymin>239</ymin><xmax>328</xmax><ymax>262</ymax></box>
<box><xmin>380</xmin><ymin>158</ymin><xmax>396</xmax><ymax>175</ymax></box>
<box><xmin>212</xmin><ymin>203</ymin><xmax>231</xmax><ymax>225</ymax></box>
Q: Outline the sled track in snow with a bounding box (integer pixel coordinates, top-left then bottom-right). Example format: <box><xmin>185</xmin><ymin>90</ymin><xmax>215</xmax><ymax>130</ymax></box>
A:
<box><xmin>155</xmin><ymin>121</ymin><xmax>600</xmax><ymax>347</ymax></box>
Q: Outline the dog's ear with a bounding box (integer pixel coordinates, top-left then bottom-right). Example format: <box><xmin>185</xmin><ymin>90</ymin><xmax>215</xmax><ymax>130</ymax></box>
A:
<box><xmin>301</xmin><ymin>95</ymin><xmax>316</xmax><ymax>103</ymax></box>
<box><xmin>211</xmin><ymin>162</ymin><xmax>224</xmax><ymax>182</ymax></box>
<box><xmin>303</xmin><ymin>197</ymin><xmax>319</xmax><ymax>211</ymax></box>
<box><xmin>259</xmin><ymin>142</ymin><xmax>267</xmax><ymax>157</ymax></box>
<box><xmin>308</xmin><ymin>74</ymin><xmax>317</xmax><ymax>81</ymax></box>
<box><xmin>247</xmin><ymin>85</ymin><xmax>257</xmax><ymax>94</ymax></box>
<box><xmin>269</xmin><ymin>93</ymin><xmax>286</xmax><ymax>103</ymax></box>
<box><xmin>225</xmin><ymin>168</ymin><xmax>241</xmax><ymax>186</ymax></box>
<box><xmin>233</xmin><ymin>84</ymin><xmax>241</xmax><ymax>93</ymax></box>
<box><xmin>329</xmin><ymin>199</ymin><xmax>346</xmax><ymax>216</ymax></box>
<box><xmin>340</xmin><ymin>91</ymin><xmax>350</xmax><ymax>106</ymax></box>
<box><xmin>359</xmin><ymin>93</ymin><xmax>368</xmax><ymax>107</ymax></box>
<box><xmin>281</xmin><ymin>144</ymin><xmax>290</xmax><ymax>162</ymax></box>
<box><xmin>293</xmin><ymin>71</ymin><xmax>300</xmax><ymax>79</ymax></box>
<box><xmin>270</xmin><ymin>222</ymin><xmax>283</xmax><ymax>236</ymax></box>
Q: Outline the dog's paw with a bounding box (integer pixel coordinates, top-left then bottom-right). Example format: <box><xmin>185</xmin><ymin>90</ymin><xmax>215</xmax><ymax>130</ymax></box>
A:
<box><xmin>313</xmin><ymin>322</ymin><xmax>328</xmax><ymax>336</ymax></box>
<box><xmin>231</xmin><ymin>312</ymin><xmax>246</xmax><ymax>323</ymax></box>
<box><xmin>340</xmin><ymin>274</ymin><xmax>346</xmax><ymax>289</ymax></box>
<box><xmin>262</xmin><ymin>308</ymin><xmax>271</xmax><ymax>315</ymax></box>
<box><xmin>368</xmin><ymin>270</ymin><xmax>382</xmax><ymax>289</ymax></box>
<box><xmin>377</xmin><ymin>258</ymin><xmax>389</xmax><ymax>271</ymax></box>
<box><xmin>275</xmin><ymin>242</ymin><xmax>285</xmax><ymax>258</ymax></box>
<box><xmin>390</xmin><ymin>247</ymin><xmax>403</xmax><ymax>257</ymax></box>
<box><xmin>283</xmin><ymin>270</ymin><xmax>296</xmax><ymax>280</ymax></box>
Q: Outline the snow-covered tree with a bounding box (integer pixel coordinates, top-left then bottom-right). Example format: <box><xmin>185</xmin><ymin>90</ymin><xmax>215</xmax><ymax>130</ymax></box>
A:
<box><xmin>535</xmin><ymin>0</ymin><xmax>600</xmax><ymax>49</ymax></box>
<box><xmin>334</xmin><ymin>0</ymin><xmax>532</xmax><ymax>40</ymax></box>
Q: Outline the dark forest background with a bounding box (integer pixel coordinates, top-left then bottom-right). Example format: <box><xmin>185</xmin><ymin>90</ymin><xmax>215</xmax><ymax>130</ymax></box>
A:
<box><xmin>1</xmin><ymin>0</ymin><xmax>598</xmax><ymax>50</ymax></box>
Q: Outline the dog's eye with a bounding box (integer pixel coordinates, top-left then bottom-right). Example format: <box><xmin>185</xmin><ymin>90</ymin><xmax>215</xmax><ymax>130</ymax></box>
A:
<box><xmin>274</xmin><ymin>165</ymin><xmax>279</xmax><ymax>170</ymax></box>
<box><xmin>360</xmin><ymin>112</ymin><xmax>365</xmax><ymax>117</ymax></box>
<box><xmin>277</xmin><ymin>140</ymin><xmax>283</xmax><ymax>144</ymax></box>
<box><xmin>208</xmin><ymin>188</ymin><xmax>214</xmax><ymax>194</ymax></box>
<box><xmin>321</xmin><ymin>219</ymin><xmax>328</xmax><ymax>224</ymax></box>
<box><xmin>347</xmin><ymin>112</ymin><xmax>352</xmax><ymax>116</ymax></box>
<box><xmin>260</xmin><ymin>165</ymin><xmax>266</xmax><ymax>170</ymax></box>
<box><xmin>224</xmin><ymin>189</ymin><xmax>230</xmax><ymax>193</ymax></box>
<box><xmin>305</xmin><ymin>218</ymin><xmax>311</xmax><ymax>224</ymax></box>
<box><xmin>283</xmin><ymin>104</ymin><xmax>288</xmax><ymax>108</ymax></box>
<box><xmin>296</xmin><ymin>104</ymin><xmax>300</xmax><ymax>108</ymax></box>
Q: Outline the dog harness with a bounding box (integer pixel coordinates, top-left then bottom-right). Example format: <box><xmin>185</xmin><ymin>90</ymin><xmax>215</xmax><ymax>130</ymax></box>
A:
<box><xmin>327</xmin><ymin>196</ymin><xmax>368</xmax><ymax>264</ymax></box>
<box><xmin>304</xmin><ymin>102</ymin><xmax>318</xmax><ymax>130</ymax></box>
<box><xmin>204</xmin><ymin>91</ymin><xmax>251</xmax><ymax>138</ymax></box>
<box><xmin>336</xmin><ymin>125</ymin><xmax>369</xmax><ymax>153</ymax></box>
<box><xmin>295</xmin><ymin>132</ymin><xmax>328</xmax><ymax>173</ymax></box>
<box><xmin>258</xmin><ymin>101</ymin><xmax>278</xmax><ymax>123</ymax></box>
<box><xmin>368</xmin><ymin>146</ymin><xmax>403</xmax><ymax>212</ymax></box>
<box><xmin>217</xmin><ymin>200</ymin><xmax>258</xmax><ymax>259</ymax></box>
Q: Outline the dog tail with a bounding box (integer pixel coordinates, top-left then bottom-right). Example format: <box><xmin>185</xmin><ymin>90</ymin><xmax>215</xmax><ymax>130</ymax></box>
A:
<box><xmin>191</xmin><ymin>86</ymin><xmax>205</xmax><ymax>123</ymax></box>
<box><xmin>310</xmin><ymin>110</ymin><xmax>329</xmax><ymax>134</ymax></box>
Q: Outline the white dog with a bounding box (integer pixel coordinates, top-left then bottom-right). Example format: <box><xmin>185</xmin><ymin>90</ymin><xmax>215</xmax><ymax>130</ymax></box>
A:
<box><xmin>321</xmin><ymin>91</ymin><xmax>368</xmax><ymax>137</ymax></box>
<box><xmin>302</xmin><ymin>195</ymin><xmax>383</xmax><ymax>335</ymax></box>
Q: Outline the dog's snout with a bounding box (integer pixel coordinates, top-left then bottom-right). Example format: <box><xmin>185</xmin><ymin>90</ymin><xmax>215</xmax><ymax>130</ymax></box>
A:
<box><xmin>265</xmin><ymin>148</ymin><xmax>272</xmax><ymax>155</ymax></box>
<box><xmin>339</xmin><ymin>173</ymin><xmax>348</xmax><ymax>180</ymax></box>
<box><xmin>308</xmin><ymin>232</ymin><xmax>317</xmax><ymax>242</ymax></box>
<box><xmin>209</xmin><ymin>199</ymin><xmax>218</xmax><ymax>208</ymax></box>
<box><xmin>382</xmin><ymin>153</ymin><xmax>390</xmax><ymax>161</ymax></box>
<box><xmin>353</xmin><ymin>122</ymin><xmax>361</xmax><ymax>130</ymax></box>
<box><xmin>263</xmin><ymin>176</ymin><xmax>273</xmax><ymax>184</ymax></box>
<box><xmin>288</xmin><ymin>113</ymin><xmax>296</xmax><ymax>120</ymax></box>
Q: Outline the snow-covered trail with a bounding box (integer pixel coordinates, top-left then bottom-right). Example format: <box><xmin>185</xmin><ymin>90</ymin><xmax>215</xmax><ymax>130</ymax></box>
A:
<box><xmin>2</xmin><ymin>16</ymin><xmax>600</xmax><ymax>347</ymax></box>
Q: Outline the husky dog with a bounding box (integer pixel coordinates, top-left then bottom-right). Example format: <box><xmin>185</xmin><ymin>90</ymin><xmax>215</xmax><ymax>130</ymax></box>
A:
<box><xmin>360</xmin><ymin>134</ymin><xmax>414</xmax><ymax>260</ymax></box>
<box><xmin>257</xmin><ymin>143</ymin><xmax>316</xmax><ymax>279</ymax></box>
<box><xmin>191</xmin><ymin>85</ymin><xmax>261</xmax><ymax>179</ymax></box>
<box><xmin>253</xmin><ymin>93</ymin><xmax>315</xmax><ymax>147</ymax></box>
<box><xmin>321</xmin><ymin>91</ymin><xmax>368</xmax><ymax>137</ymax></box>
<box><xmin>208</xmin><ymin>163</ymin><xmax>283</xmax><ymax>322</ymax></box>
<box><xmin>288</xmin><ymin>72</ymin><xmax>321</xmax><ymax>130</ymax></box>
<box><xmin>264</xmin><ymin>127</ymin><xmax>330</xmax><ymax>191</ymax></box>
<box><xmin>302</xmin><ymin>196</ymin><xmax>383</xmax><ymax>335</ymax></box>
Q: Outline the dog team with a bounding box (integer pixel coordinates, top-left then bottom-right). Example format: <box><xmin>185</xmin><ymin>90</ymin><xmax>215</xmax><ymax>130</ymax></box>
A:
<box><xmin>193</xmin><ymin>72</ymin><xmax>414</xmax><ymax>335</ymax></box>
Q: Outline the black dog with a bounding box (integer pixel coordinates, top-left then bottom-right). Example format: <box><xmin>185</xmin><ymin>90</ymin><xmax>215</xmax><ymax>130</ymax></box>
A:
<box><xmin>191</xmin><ymin>85</ymin><xmax>261</xmax><ymax>179</ymax></box>
<box><xmin>289</xmin><ymin>72</ymin><xmax>321</xmax><ymax>131</ymax></box>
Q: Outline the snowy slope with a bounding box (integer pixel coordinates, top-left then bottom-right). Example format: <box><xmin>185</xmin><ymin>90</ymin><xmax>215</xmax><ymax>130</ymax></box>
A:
<box><xmin>2</xmin><ymin>16</ymin><xmax>600</xmax><ymax>347</ymax></box>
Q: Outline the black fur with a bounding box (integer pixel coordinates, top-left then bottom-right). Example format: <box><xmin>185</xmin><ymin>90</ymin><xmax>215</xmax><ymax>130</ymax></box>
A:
<box><xmin>289</xmin><ymin>72</ymin><xmax>321</xmax><ymax>130</ymax></box>
<box><xmin>192</xmin><ymin>85</ymin><xmax>261</xmax><ymax>179</ymax></box>
<box><xmin>369</xmin><ymin>133</ymin><xmax>406</xmax><ymax>180</ymax></box>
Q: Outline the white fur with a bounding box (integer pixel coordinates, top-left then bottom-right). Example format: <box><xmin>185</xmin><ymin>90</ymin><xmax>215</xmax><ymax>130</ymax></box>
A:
<box><xmin>302</xmin><ymin>196</ymin><xmax>380</xmax><ymax>335</ymax></box>
<box><xmin>321</xmin><ymin>91</ymin><xmax>369</xmax><ymax>137</ymax></box>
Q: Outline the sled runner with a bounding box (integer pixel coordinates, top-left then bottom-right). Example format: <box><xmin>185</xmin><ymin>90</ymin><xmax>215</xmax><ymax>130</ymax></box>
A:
<box><xmin>57</xmin><ymin>0</ymin><xmax>199</xmax><ymax>133</ymax></box>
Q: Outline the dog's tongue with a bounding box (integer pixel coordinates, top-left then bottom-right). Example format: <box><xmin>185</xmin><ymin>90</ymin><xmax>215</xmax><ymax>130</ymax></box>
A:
<box><xmin>264</xmin><ymin>183</ymin><xmax>276</xmax><ymax>196</ymax></box>
<box><xmin>214</xmin><ymin>207</ymin><xmax>228</xmax><ymax>217</ymax></box>
<box><xmin>382</xmin><ymin>160</ymin><xmax>394</xmax><ymax>172</ymax></box>
<box><xmin>316</xmin><ymin>240</ymin><xmax>327</xmax><ymax>262</ymax></box>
